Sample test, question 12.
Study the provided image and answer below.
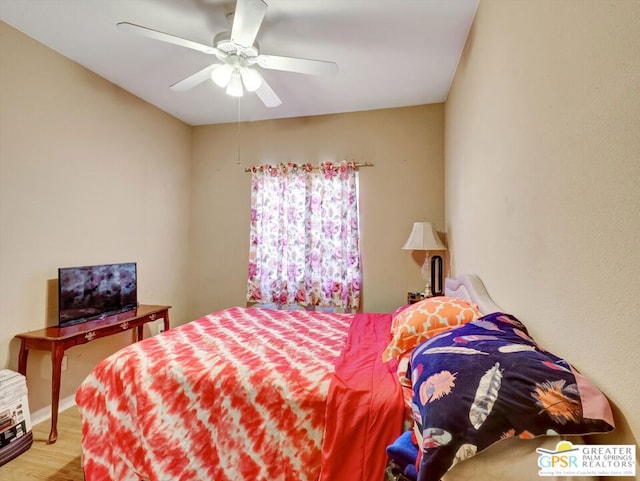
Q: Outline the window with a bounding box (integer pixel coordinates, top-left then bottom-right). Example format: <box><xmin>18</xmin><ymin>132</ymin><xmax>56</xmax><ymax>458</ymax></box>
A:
<box><xmin>246</xmin><ymin>161</ymin><xmax>361</xmax><ymax>310</ymax></box>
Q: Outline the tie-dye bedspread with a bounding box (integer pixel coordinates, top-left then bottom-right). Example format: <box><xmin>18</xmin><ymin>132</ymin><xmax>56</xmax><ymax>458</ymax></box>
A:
<box><xmin>76</xmin><ymin>307</ymin><xmax>402</xmax><ymax>481</ymax></box>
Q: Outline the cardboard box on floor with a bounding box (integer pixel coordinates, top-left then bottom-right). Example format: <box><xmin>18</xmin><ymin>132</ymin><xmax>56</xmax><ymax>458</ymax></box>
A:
<box><xmin>0</xmin><ymin>370</ymin><xmax>33</xmax><ymax>466</ymax></box>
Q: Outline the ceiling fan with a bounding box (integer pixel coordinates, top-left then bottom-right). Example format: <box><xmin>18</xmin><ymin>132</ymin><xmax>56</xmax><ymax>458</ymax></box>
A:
<box><xmin>117</xmin><ymin>0</ymin><xmax>338</xmax><ymax>108</ymax></box>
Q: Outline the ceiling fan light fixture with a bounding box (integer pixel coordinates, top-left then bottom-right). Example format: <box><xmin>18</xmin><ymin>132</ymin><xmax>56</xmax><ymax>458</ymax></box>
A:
<box><xmin>118</xmin><ymin>0</ymin><xmax>336</xmax><ymax>109</ymax></box>
<box><xmin>226</xmin><ymin>70</ymin><xmax>244</xmax><ymax>97</ymax></box>
<box><xmin>211</xmin><ymin>63</ymin><xmax>233</xmax><ymax>87</ymax></box>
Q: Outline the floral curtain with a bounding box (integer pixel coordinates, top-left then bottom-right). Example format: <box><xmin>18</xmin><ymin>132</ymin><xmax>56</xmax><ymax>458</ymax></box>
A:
<box><xmin>246</xmin><ymin>161</ymin><xmax>361</xmax><ymax>310</ymax></box>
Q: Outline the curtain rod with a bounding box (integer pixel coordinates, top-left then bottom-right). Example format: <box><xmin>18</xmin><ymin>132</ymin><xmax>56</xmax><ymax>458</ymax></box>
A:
<box><xmin>244</xmin><ymin>161</ymin><xmax>374</xmax><ymax>173</ymax></box>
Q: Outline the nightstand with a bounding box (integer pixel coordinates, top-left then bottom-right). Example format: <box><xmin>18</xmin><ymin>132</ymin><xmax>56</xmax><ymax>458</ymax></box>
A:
<box><xmin>407</xmin><ymin>292</ymin><xmax>426</xmax><ymax>304</ymax></box>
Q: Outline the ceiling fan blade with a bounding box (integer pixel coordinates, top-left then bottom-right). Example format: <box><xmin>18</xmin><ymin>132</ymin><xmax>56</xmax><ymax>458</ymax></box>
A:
<box><xmin>257</xmin><ymin>54</ymin><xmax>338</xmax><ymax>76</ymax></box>
<box><xmin>170</xmin><ymin>64</ymin><xmax>220</xmax><ymax>91</ymax></box>
<box><xmin>254</xmin><ymin>73</ymin><xmax>281</xmax><ymax>108</ymax></box>
<box><xmin>117</xmin><ymin>22</ymin><xmax>219</xmax><ymax>55</ymax></box>
<box><xmin>230</xmin><ymin>0</ymin><xmax>268</xmax><ymax>48</ymax></box>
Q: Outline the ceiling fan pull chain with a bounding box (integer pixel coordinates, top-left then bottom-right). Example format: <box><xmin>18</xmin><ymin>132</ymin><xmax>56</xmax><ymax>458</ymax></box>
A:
<box><xmin>237</xmin><ymin>97</ymin><xmax>242</xmax><ymax>165</ymax></box>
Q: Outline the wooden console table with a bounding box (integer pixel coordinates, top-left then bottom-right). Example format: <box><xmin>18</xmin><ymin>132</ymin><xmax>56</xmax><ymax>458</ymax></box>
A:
<box><xmin>15</xmin><ymin>304</ymin><xmax>170</xmax><ymax>444</ymax></box>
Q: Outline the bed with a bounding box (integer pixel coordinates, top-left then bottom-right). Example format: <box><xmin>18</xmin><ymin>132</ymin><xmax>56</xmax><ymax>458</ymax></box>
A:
<box><xmin>75</xmin><ymin>305</ymin><xmax>406</xmax><ymax>481</ymax></box>
<box><xmin>75</xmin><ymin>275</ymin><xmax>615</xmax><ymax>481</ymax></box>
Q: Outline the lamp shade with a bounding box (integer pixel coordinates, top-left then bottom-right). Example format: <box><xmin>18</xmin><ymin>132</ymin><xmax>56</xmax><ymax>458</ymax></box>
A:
<box><xmin>211</xmin><ymin>63</ymin><xmax>233</xmax><ymax>88</ymax></box>
<box><xmin>240</xmin><ymin>67</ymin><xmax>262</xmax><ymax>92</ymax></box>
<box><xmin>402</xmin><ymin>222</ymin><xmax>446</xmax><ymax>251</ymax></box>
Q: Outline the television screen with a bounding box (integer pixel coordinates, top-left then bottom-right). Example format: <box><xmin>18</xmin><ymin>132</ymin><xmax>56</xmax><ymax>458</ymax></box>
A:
<box><xmin>58</xmin><ymin>262</ymin><xmax>138</xmax><ymax>327</ymax></box>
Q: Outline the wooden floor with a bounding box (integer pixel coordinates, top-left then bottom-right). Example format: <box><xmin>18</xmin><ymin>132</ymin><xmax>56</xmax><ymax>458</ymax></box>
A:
<box><xmin>0</xmin><ymin>407</ymin><xmax>83</xmax><ymax>481</ymax></box>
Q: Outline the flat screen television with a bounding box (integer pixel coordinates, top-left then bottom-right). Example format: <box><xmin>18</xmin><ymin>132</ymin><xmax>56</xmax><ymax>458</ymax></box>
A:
<box><xmin>58</xmin><ymin>262</ymin><xmax>138</xmax><ymax>327</ymax></box>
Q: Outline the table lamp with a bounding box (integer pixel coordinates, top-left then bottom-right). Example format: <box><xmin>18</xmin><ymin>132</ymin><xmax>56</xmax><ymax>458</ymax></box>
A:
<box><xmin>402</xmin><ymin>222</ymin><xmax>446</xmax><ymax>297</ymax></box>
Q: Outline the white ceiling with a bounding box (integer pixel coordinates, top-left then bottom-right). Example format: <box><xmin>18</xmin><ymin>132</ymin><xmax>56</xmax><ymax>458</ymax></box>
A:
<box><xmin>0</xmin><ymin>0</ymin><xmax>479</xmax><ymax>126</ymax></box>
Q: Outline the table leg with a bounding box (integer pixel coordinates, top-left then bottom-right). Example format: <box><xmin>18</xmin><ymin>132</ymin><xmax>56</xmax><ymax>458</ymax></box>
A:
<box><xmin>49</xmin><ymin>347</ymin><xmax>64</xmax><ymax>444</ymax></box>
<box><xmin>137</xmin><ymin>325</ymin><xmax>144</xmax><ymax>342</ymax></box>
<box><xmin>18</xmin><ymin>341</ymin><xmax>29</xmax><ymax>376</ymax></box>
<box><xmin>163</xmin><ymin>311</ymin><xmax>170</xmax><ymax>332</ymax></box>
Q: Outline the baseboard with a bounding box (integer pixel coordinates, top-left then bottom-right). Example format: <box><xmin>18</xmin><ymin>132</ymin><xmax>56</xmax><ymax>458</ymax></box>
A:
<box><xmin>30</xmin><ymin>394</ymin><xmax>77</xmax><ymax>426</ymax></box>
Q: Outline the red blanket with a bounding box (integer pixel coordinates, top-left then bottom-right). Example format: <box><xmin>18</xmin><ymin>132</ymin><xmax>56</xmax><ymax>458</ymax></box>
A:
<box><xmin>320</xmin><ymin>313</ymin><xmax>406</xmax><ymax>481</ymax></box>
<box><xmin>76</xmin><ymin>308</ymin><xmax>352</xmax><ymax>481</ymax></box>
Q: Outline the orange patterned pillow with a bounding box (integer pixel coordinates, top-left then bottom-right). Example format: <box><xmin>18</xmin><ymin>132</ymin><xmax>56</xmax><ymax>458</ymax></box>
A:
<box><xmin>382</xmin><ymin>296</ymin><xmax>481</xmax><ymax>361</ymax></box>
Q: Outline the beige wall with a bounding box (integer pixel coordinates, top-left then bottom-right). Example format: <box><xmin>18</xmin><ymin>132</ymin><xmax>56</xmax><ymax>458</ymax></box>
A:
<box><xmin>445</xmin><ymin>0</ymin><xmax>640</xmax><ymax>462</ymax></box>
<box><xmin>0</xmin><ymin>22</ymin><xmax>192</xmax><ymax>412</ymax></box>
<box><xmin>188</xmin><ymin>105</ymin><xmax>444</xmax><ymax>318</ymax></box>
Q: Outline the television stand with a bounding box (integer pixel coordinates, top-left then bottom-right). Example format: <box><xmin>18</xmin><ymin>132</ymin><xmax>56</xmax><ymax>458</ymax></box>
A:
<box><xmin>14</xmin><ymin>304</ymin><xmax>170</xmax><ymax>444</ymax></box>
